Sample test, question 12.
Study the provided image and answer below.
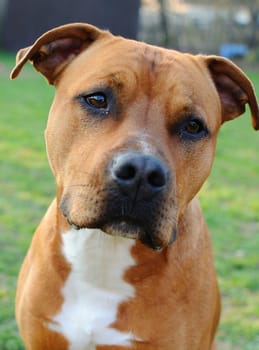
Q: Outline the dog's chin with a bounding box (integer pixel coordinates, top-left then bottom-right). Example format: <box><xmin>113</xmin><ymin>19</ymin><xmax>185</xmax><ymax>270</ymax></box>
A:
<box><xmin>101</xmin><ymin>219</ymin><xmax>144</xmax><ymax>240</ymax></box>
<box><xmin>68</xmin><ymin>217</ymin><xmax>166</xmax><ymax>251</ymax></box>
<box><xmin>68</xmin><ymin>217</ymin><xmax>141</xmax><ymax>235</ymax></box>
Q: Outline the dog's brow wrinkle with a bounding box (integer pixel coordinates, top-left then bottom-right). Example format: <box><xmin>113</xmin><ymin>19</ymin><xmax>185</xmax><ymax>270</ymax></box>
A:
<box><xmin>142</xmin><ymin>46</ymin><xmax>164</xmax><ymax>74</ymax></box>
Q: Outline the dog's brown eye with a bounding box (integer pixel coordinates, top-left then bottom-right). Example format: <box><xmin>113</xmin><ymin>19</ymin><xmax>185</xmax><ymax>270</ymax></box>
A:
<box><xmin>184</xmin><ymin>120</ymin><xmax>203</xmax><ymax>134</ymax></box>
<box><xmin>85</xmin><ymin>93</ymin><xmax>107</xmax><ymax>109</ymax></box>
<box><xmin>178</xmin><ymin>117</ymin><xmax>208</xmax><ymax>141</ymax></box>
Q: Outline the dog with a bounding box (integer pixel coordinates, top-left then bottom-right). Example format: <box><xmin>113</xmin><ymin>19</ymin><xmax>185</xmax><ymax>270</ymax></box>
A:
<box><xmin>11</xmin><ymin>23</ymin><xmax>259</xmax><ymax>350</ymax></box>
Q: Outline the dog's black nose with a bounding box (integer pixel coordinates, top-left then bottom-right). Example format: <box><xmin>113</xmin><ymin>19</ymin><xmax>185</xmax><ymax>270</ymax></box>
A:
<box><xmin>110</xmin><ymin>152</ymin><xmax>168</xmax><ymax>199</ymax></box>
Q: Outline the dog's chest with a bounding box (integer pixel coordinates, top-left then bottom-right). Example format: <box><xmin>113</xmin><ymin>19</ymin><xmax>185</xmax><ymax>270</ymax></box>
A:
<box><xmin>49</xmin><ymin>228</ymin><xmax>136</xmax><ymax>349</ymax></box>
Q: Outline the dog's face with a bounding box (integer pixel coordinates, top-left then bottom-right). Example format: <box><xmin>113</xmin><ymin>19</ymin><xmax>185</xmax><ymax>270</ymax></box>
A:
<box><xmin>11</xmin><ymin>23</ymin><xmax>259</xmax><ymax>250</ymax></box>
<box><xmin>47</xmin><ymin>43</ymin><xmax>221</xmax><ymax>249</ymax></box>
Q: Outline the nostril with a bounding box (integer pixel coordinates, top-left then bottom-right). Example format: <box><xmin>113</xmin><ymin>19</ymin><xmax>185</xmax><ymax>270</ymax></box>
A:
<box><xmin>115</xmin><ymin>164</ymin><xmax>137</xmax><ymax>181</ymax></box>
<box><xmin>148</xmin><ymin>169</ymin><xmax>166</xmax><ymax>188</ymax></box>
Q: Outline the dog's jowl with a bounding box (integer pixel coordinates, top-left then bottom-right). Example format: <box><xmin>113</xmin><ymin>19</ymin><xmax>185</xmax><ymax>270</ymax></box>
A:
<box><xmin>11</xmin><ymin>23</ymin><xmax>259</xmax><ymax>350</ymax></box>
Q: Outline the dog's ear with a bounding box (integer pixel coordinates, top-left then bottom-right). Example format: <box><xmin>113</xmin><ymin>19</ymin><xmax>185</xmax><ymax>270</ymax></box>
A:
<box><xmin>205</xmin><ymin>55</ymin><xmax>259</xmax><ymax>130</ymax></box>
<box><xmin>10</xmin><ymin>23</ymin><xmax>111</xmax><ymax>84</ymax></box>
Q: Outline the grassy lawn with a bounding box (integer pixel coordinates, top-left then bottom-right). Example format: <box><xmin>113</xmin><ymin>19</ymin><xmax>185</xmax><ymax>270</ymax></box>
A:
<box><xmin>0</xmin><ymin>52</ymin><xmax>259</xmax><ymax>350</ymax></box>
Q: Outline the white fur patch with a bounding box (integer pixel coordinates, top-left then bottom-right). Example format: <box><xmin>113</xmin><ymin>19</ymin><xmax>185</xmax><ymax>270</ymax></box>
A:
<box><xmin>48</xmin><ymin>228</ymin><xmax>136</xmax><ymax>349</ymax></box>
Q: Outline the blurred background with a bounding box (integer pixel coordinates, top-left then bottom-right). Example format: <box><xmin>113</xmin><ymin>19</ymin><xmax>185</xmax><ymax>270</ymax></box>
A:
<box><xmin>0</xmin><ymin>0</ymin><xmax>259</xmax><ymax>64</ymax></box>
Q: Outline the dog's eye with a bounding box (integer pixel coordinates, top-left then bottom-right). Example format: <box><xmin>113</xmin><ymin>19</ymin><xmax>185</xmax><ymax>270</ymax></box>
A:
<box><xmin>85</xmin><ymin>93</ymin><xmax>108</xmax><ymax>109</ymax></box>
<box><xmin>184</xmin><ymin>120</ymin><xmax>203</xmax><ymax>134</ymax></box>
<box><xmin>179</xmin><ymin>118</ymin><xmax>208</xmax><ymax>140</ymax></box>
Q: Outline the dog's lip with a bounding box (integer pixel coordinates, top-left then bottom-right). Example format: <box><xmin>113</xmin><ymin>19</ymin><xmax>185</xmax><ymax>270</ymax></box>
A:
<box><xmin>103</xmin><ymin>215</ymin><xmax>142</xmax><ymax>227</ymax></box>
<box><xmin>66</xmin><ymin>216</ymin><xmax>175</xmax><ymax>251</ymax></box>
<box><xmin>102</xmin><ymin>216</ymin><xmax>144</xmax><ymax>232</ymax></box>
<box><xmin>67</xmin><ymin>215</ymin><xmax>143</xmax><ymax>232</ymax></box>
<box><xmin>67</xmin><ymin>215</ymin><xmax>152</xmax><ymax>245</ymax></box>
<box><xmin>102</xmin><ymin>217</ymin><xmax>166</xmax><ymax>250</ymax></box>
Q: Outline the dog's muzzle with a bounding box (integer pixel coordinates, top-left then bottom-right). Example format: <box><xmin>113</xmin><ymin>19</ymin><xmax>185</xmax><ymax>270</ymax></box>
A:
<box><xmin>99</xmin><ymin>151</ymin><xmax>174</xmax><ymax>250</ymax></box>
<box><xmin>61</xmin><ymin>151</ymin><xmax>177</xmax><ymax>250</ymax></box>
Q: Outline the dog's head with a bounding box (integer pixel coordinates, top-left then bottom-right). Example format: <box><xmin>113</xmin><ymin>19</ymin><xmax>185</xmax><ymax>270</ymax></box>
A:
<box><xmin>11</xmin><ymin>23</ymin><xmax>259</xmax><ymax>250</ymax></box>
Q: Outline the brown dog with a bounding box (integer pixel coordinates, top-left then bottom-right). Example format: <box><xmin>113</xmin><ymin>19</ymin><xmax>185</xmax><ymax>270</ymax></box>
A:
<box><xmin>11</xmin><ymin>23</ymin><xmax>259</xmax><ymax>350</ymax></box>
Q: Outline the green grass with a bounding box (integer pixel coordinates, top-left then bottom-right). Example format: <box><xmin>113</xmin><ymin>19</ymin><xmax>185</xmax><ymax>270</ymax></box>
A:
<box><xmin>1</xmin><ymin>51</ymin><xmax>259</xmax><ymax>350</ymax></box>
<box><xmin>0</xmin><ymin>52</ymin><xmax>55</xmax><ymax>350</ymax></box>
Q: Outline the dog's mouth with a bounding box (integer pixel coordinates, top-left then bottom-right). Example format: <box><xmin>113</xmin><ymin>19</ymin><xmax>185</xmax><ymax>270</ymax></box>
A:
<box><xmin>101</xmin><ymin>217</ymin><xmax>143</xmax><ymax>239</ymax></box>
<box><xmin>67</xmin><ymin>214</ymin><xmax>176</xmax><ymax>251</ymax></box>
<box><xmin>61</xmin><ymin>175</ymin><xmax>177</xmax><ymax>250</ymax></box>
<box><xmin>69</xmin><ymin>216</ymin><xmax>142</xmax><ymax>236</ymax></box>
<box><xmin>60</xmin><ymin>148</ymin><xmax>178</xmax><ymax>250</ymax></box>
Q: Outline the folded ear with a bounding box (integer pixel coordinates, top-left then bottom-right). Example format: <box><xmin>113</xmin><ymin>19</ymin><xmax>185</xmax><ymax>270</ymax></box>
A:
<box><xmin>205</xmin><ymin>55</ymin><xmax>259</xmax><ymax>130</ymax></box>
<box><xmin>10</xmin><ymin>22</ymin><xmax>111</xmax><ymax>84</ymax></box>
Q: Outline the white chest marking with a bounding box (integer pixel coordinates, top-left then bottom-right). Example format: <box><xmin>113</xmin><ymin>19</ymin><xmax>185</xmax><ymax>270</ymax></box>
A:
<box><xmin>49</xmin><ymin>228</ymin><xmax>136</xmax><ymax>349</ymax></box>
